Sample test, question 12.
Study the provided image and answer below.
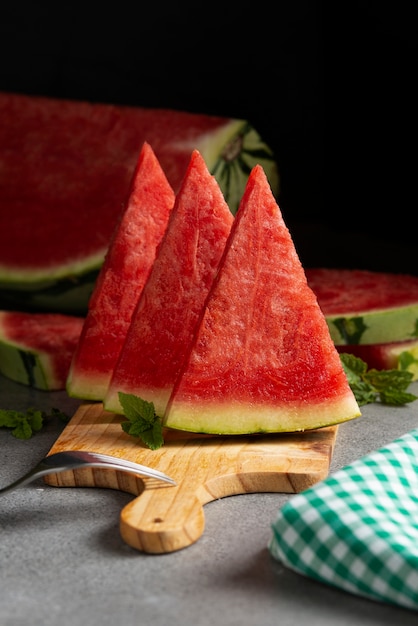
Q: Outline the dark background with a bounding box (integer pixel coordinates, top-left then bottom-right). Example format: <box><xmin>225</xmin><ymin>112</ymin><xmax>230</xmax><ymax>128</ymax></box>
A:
<box><xmin>1</xmin><ymin>2</ymin><xmax>417</xmax><ymax>274</ymax></box>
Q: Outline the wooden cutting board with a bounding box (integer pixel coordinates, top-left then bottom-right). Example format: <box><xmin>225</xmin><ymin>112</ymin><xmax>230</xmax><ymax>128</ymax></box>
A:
<box><xmin>44</xmin><ymin>402</ymin><xmax>338</xmax><ymax>554</ymax></box>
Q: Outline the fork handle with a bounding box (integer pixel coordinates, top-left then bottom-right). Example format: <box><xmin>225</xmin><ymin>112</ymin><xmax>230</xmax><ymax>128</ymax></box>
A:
<box><xmin>0</xmin><ymin>466</ymin><xmax>50</xmax><ymax>495</ymax></box>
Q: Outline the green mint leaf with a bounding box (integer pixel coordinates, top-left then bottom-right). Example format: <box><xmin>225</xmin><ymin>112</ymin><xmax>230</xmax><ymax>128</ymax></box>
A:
<box><xmin>118</xmin><ymin>393</ymin><xmax>156</xmax><ymax>424</ymax></box>
<box><xmin>12</xmin><ymin>419</ymin><xmax>33</xmax><ymax>440</ymax></box>
<box><xmin>139</xmin><ymin>422</ymin><xmax>164</xmax><ymax>451</ymax></box>
<box><xmin>121</xmin><ymin>419</ymin><xmax>150</xmax><ymax>437</ymax></box>
<box><xmin>0</xmin><ymin>408</ymin><xmax>20</xmax><ymax>428</ymax></box>
<box><xmin>340</xmin><ymin>353</ymin><xmax>417</xmax><ymax>407</ymax></box>
<box><xmin>340</xmin><ymin>353</ymin><xmax>368</xmax><ymax>381</ymax></box>
<box><xmin>26</xmin><ymin>408</ymin><xmax>45</xmax><ymax>433</ymax></box>
<box><xmin>0</xmin><ymin>407</ymin><xmax>69</xmax><ymax>439</ymax></box>
<box><xmin>379</xmin><ymin>388</ymin><xmax>418</xmax><ymax>406</ymax></box>
<box><xmin>347</xmin><ymin>380</ymin><xmax>377</xmax><ymax>406</ymax></box>
<box><xmin>364</xmin><ymin>368</ymin><xmax>413</xmax><ymax>392</ymax></box>
<box><xmin>50</xmin><ymin>407</ymin><xmax>71</xmax><ymax>424</ymax></box>
<box><xmin>118</xmin><ymin>392</ymin><xmax>164</xmax><ymax>450</ymax></box>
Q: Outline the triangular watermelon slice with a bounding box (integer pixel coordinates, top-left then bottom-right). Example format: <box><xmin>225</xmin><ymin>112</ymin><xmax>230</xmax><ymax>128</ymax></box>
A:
<box><xmin>104</xmin><ymin>150</ymin><xmax>234</xmax><ymax>417</ymax></box>
<box><xmin>67</xmin><ymin>142</ymin><xmax>175</xmax><ymax>401</ymax></box>
<box><xmin>164</xmin><ymin>165</ymin><xmax>361</xmax><ymax>434</ymax></box>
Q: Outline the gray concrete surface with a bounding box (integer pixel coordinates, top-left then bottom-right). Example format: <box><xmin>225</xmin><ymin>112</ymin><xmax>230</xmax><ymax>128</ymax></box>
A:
<box><xmin>0</xmin><ymin>374</ymin><xmax>417</xmax><ymax>626</ymax></box>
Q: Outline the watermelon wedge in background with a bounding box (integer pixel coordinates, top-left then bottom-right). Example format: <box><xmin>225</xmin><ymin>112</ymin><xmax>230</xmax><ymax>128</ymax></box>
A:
<box><xmin>66</xmin><ymin>142</ymin><xmax>175</xmax><ymax>401</ymax></box>
<box><xmin>163</xmin><ymin>165</ymin><xmax>360</xmax><ymax>435</ymax></box>
<box><xmin>0</xmin><ymin>92</ymin><xmax>279</xmax><ymax>315</ymax></box>
<box><xmin>0</xmin><ymin>311</ymin><xmax>83</xmax><ymax>390</ymax></box>
<box><xmin>306</xmin><ymin>268</ymin><xmax>418</xmax><ymax>381</ymax></box>
<box><xmin>336</xmin><ymin>340</ymin><xmax>418</xmax><ymax>381</ymax></box>
<box><xmin>306</xmin><ymin>268</ymin><xmax>418</xmax><ymax>345</ymax></box>
<box><xmin>104</xmin><ymin>150</ymin><xmax>234</xmax><ymax>417</ymax></box>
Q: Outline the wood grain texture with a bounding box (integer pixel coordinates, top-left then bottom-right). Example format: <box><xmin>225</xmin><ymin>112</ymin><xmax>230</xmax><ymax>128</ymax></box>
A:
<box><xmin>45</xmin><ymin>402</ymin><xmax>338</xmax><ymax>553</ymax></box>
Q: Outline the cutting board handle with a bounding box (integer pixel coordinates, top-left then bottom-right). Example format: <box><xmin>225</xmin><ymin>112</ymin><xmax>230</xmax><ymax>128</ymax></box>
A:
<box><xmin>120</xmin><ymin>484</ymin><xmax>206</xmax><ymax>553</ymax></box>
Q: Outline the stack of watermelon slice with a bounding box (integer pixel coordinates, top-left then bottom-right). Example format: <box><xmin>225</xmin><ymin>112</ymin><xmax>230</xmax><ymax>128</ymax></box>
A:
<box><xmin>67</xmin><ymin>147</ymin><xmax>360</xmax><ymax>435</ymax></box>
<box><xmin>306</xmin><ymin>268</ymin><xmax>418</xmax><ymax>381</ymax></box>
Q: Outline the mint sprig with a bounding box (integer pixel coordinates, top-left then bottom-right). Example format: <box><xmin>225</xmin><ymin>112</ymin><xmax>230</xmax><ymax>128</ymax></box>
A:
<box><xmin>0</xmin><ymin>407</ymin><xmax>68</xmax><ymax>439</ymax></box>
<box><xmin>118</xmin><ymin>392</ymin><xmax>164</xmax><ymax>450</ymax></box>
<box><xmin>340</xmin><ymin>353</ymin><xmax>417</xmax><ymax>406</ymax></box>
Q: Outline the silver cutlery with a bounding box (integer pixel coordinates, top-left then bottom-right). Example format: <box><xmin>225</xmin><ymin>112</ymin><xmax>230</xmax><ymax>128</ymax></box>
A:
<box><xmin>0</xmin><ymin>449</ymin><xmax>176</xmax><ymax>495</ymax></box>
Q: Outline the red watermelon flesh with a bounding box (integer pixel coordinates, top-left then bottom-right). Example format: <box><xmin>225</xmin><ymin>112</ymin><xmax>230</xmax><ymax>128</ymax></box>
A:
<box><xmin>164</xmin><ymin>166</ymin><xmax>360</xmax><ymax>435</ymax></box>
<box><xmin>0</xmin><ymin>91</ymin><xmax>278</xmax><ymax>281</ymax></box>
<box><xmin>305</xmin><ymin>268</ymin><xmax>418</xmax><ymax>314</ymax></box>
<box><xmin>104</xmin><ymin>150</ymin><xmax>234</xmax><ymax>417</ymax></box>
<box><xmin>0</xmin><ymin>311</ymin><xmax>84</xmax><ymax>390</ymax></box>
<box><xmin>66</xmin><ymin>142</ymin><xmax>175</xmax><ymax>401</ymax></box>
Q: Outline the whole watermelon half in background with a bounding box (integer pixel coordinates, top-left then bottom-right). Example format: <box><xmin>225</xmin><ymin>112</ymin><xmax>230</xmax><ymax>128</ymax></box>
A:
<box><xmin>0</xmin><ymin>92</ymin><xmax>279</xmax><ymax>315</ymax></box>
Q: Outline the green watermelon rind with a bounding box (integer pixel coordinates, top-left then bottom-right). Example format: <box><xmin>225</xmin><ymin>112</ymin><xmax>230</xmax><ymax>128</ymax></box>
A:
<box><xmin>326</xmin><ymin>304</ymin><xmax>418</xmax><ymax>345</ymax></box>
<box><xmin>0</xmin><ymin>338</ymin><xmax>55</xmax><ymax>390</ymax></box>
<box><xmin>201</xmin><ymin>121</ymin><xmax>280</xmax><ymax>215</ymax></box>
<box><xmin>0</xmin><ymin>249</ymin><xmax>104</xmax><ymax>284</ymax></box>
<box><xmin>164</xmin><ymin>394</ymin><xmax>360</xmax><ymax>435</ymax></box>
<box><xmin>0</xmin><ymin>268</ymin><xmax>99</xmax><ymax>315</ymax></box>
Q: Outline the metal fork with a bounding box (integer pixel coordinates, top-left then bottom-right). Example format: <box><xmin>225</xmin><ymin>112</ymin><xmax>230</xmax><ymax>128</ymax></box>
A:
<box><xmin>0</xmin><ymin>450</ymin><xmax>176</xmax><ymax>495</ymax></box>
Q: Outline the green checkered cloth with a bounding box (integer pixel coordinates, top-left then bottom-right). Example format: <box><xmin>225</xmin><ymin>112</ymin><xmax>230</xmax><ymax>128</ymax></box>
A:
<box><xmin>269</xmin><ymin>428</ymin><xmax>418</xmax><ymax>610</ymax></box>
